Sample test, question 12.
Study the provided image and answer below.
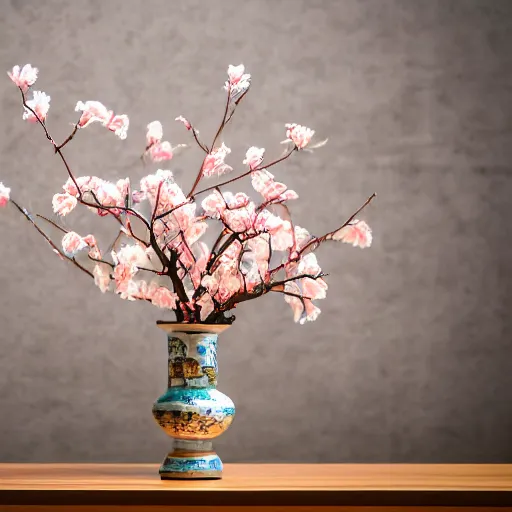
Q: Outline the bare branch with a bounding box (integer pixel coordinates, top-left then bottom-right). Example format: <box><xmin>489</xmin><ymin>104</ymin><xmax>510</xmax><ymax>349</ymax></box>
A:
<box><xmin>10</xmin><ymin>199</ymin><xmax>93</xmax><ymax>279</ymax></box>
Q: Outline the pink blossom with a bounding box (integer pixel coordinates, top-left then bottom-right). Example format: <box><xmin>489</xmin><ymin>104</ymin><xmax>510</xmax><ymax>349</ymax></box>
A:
<box><xmin>332</xmin><ymin>220</ymin><xmax>372</xmax><ymax>248</ymax></box>
<box><xmin>224</xmin><ymin>191</ymin><xmax>250</xmax><ymax>209</ymax></box>
<box><xmin>302</xmin><ymin>277</ymin><xmax>328</xmax><ymax>300</ymax></box>
<box><xmin>175</xmin><ymin>115</ymin><xmax>191</xmax><ymax>130</ymax></box>
<box><xmin>284</xmin><ymin>123</ymin><xmax>315</xmax><ymax>149</ymax></box>
<box><xmin>140</xmin><ymin>169</ymin><xmax>174</xmax><ymax>198</ymax></box>
<box><xmin>201</xmin><ymin>190</ymin><xmax>226</xmax><ymax>218</ymax></box>
<box><xmin>151</xmin><ymin>287</ymin><xmax>178</xmax><ymax>309</ymax></box>
<box><xmin>75</xmin><ymin>101</ymin><xmax>111</xmax><ymax>128</ymax></box>
<box><xmin>255</xmin><ymin>210</ymin><xmax>294</xmax><ymax>251</ymax></box>
<box><xmin>244</xmin><ymin>234</ymin><xmax>270</xmax><ymax>283</ymax></box>
<box><xmin>113</xmin><ymin>263</ymin><xmax>137</xmax><ymax>299</ymax></box>
<box><xmin>116</xmin><ymin>244</ymin><xmax>149</xmax><ymax>267</ymax></box>
<box><xmin>251</xmin><ymin>169</ymin><xmax>297</xmax><ymax>202</ymax></box>
<box><xmin>222</xmin><ymin>201</ymin><xmax>256</xmax><ymax>233</ymax></box>
<box><xmin>62</xmin><ymin>176</ymin><xmax>94</xmax><ymax>197</ymax></box>
<box><xmin>23</xmin><ymin>91</ymin><xmax>50</xmax><ymax>122</ymax></box>
<box><xmin>201</xmin><ymin>274</ymin><xmax>219</xmax><ymax>296</ymax></box>
<box><xmin>216</xmin><ymin>271</ymin><xmax>241</xmax><ymax>303</ymax></box>
<box><xmin>284</xmin><ymin>282</ymin><xmax>304</xmax><ymax>323</ymax></box>
<box><xmin>61</xmin><ymin>231</ymin><xmax>87</xmax><ymax>256</ymax></box>
<box><xmin>146</xmin><ymin>120</ymin><xmax>163</xmax><ymax>145</ymax></box>
<box><xmin>184</xmin><ymin>221</ymin><xmax>208</xmax><ymax>246</ymax></box>
<box><xmin>217</xmin><ymin>240</ymin><xmax>243</xmax><ymax>269</ymax></box>
<box><xmin>52</xmin><ymin>193</ymin><xmax>77</xmax><ymax>216</ymax></box>
<box><xmin>202</xmin><ymin>143</ymin><xmax>232</xmax><ymax>177</ymax></box>
<box><xmin>94</xmin><ymin>180</ymin><xmax>123</xmax><ymax>212</ymax></box>
<box><xmin>243</xmin><ymin>146</ymin><xmax>265</xmax><ymax>170</ymax></box>
<box><xmin>227</xmin><ymin>64</ymin><xmax>245</xmax><ymax>85</ymax></box>
<box><xmin>135</xmin><ymin>280</ymin><xmax>158</xmax><ymax>301</ymax></box>
<box><xmin>105</xmin><ymin>113</ymin><xmax>129</xmax><ymax>140</ymax></box>
<box><xmin>302</xmin><ymin>299</ymin><xmax>321</xmax><ymax>324</ymax></box>
<box><xmin>293</xmin><ymin>226</ymin><xmax>313</xmax><ymax>251</ymax></box>
<box><xmin>224</xmin><ymin>64</ymin><xmax>251</xmax><ymax>102</ymax></box>
<box><xmin>116</xmin><ymin>177</ymin><xmax>130</xmax><ymax>199</ymax></box>
<box><xmin>0</xmin><ymin>182</ymin><xmax>11</xmax><ymax>207</ymax></box>
<box><xmin>7</xmin><ymin>64</ymin><xmax>38</xmax><ymax>92</ymax></box>
<box><xmin>75</xmin><ymin>101</ymin><xmax>129</xmax><ymax>139</ymax></box>
<box><xmin>148</xmin><ymin>141</ymin><xmax>173</xmax><ymax>162</ymax></box>
<box><xmin>117</xmin><ymin>279</ymin><xmax>140</xmax><ymax>301</ymax></box>
<box><xmin>93</xmin><ymin>264</ymin><xmax>110</xmax><ymax>293</ymax></box>
<box><xmin>196</xmin><ymin>292</ymin><xmax>214</xmax><ymax>321</ymax></box>
<box><xmin>298</xmin><ymin>253</ymin><xmax>322</xmax><ymax>276</ymax></box>
<box><xmin>131</xmin><ymin>190</ymin><xmax>145</xmax><ymax>203</ymax></box>
<box><xmin>83</xmin><ymin>234</ymin><xmax>101</xmax><ymax>260</ymax></box>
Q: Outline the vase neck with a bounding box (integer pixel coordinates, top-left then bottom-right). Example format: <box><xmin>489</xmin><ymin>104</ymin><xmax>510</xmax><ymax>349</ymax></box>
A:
<box><xmin>167</xmin><ymin>331</ymin><xmax>218</xmax><ymax>389</ymax></box>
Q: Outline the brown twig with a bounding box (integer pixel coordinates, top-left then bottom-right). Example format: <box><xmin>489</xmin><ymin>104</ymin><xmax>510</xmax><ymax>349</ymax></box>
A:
<box><xmin>10</xmin><ymin>199</ymin><xmax>93</xmax><ymax>278</ymax></box>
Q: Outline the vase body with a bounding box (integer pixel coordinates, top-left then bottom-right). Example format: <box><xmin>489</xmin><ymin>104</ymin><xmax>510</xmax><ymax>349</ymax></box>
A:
<box><xmin>152</xmin><ymin>323</ymin><xmax>235</xmax><ymax>479</ymax></box>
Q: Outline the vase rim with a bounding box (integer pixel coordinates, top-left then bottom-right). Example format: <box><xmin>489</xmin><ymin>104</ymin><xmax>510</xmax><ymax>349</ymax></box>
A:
<box><xmin>156</xmin><ymin>321</ymin><xmax>231</xmax><ymax>335</ymax></box>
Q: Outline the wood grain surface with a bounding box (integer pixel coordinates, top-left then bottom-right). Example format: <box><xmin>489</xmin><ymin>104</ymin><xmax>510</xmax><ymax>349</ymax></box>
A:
<box><xmin>0</xmin><ymin>464</ymin><xmax>511</xmax><ymax>509</ymax></box>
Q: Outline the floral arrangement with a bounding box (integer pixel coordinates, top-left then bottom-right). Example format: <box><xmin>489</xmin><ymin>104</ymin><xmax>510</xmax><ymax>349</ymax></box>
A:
<box><xmin>1</xmin><ymin>63</ymin><xmax>374</xmax><ymax>325</ymax></box>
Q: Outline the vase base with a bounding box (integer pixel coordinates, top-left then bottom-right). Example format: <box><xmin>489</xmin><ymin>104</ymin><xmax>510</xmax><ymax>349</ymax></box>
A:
<box><xmin>159</xmin><ymin>441</ymin><xmax>223</xmax><ymax>479</ymax></box>
<box><xmin>160</xmin><ymin>471</ymin><xmax>222</xmax><ymax>480</ymax></box>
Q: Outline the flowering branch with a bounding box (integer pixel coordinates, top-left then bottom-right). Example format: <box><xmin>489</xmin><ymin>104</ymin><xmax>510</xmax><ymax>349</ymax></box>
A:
<box><xmin>1</xmin><ymin>62</ymin><xmax>375</xmax><ymax>326</ymax></box>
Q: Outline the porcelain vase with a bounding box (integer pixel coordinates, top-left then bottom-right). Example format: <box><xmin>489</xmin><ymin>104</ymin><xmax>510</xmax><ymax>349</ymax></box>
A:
<box><xmin>152</xmin><ymin>323</ymin><xmax>235</xmax><ymax>479</ymax></box>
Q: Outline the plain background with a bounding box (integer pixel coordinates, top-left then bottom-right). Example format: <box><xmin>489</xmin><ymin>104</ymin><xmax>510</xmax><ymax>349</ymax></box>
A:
<box><xmin>0</xmin><ymin>0</ymin><xmax>511</xmax><ymax>463</ymax></box>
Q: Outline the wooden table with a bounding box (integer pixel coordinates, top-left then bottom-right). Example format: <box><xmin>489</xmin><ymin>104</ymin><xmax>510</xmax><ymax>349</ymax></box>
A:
<box><xmin>0</xmin><ymin>464</ymin><xmax>511</xmax><ymax>511</ymax></box>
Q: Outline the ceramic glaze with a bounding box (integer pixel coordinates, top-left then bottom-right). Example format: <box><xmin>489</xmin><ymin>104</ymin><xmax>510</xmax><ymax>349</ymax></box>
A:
<box><xmin>152</xmin><ymin>323</ymin><xmax>234</xmax><ymax>479</ymax></box>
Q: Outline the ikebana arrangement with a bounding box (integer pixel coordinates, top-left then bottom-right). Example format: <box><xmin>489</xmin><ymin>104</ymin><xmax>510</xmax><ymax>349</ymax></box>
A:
<box><xmin>2</xmin><ymin>63</ymin><xmax>375</xmax><ymax>479</ymax></box>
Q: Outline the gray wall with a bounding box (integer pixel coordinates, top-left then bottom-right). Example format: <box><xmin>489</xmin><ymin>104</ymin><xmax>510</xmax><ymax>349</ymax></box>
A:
<box><xmin>0</xmin><ymin>0</ymin><xmax>511</xmax><ymax>463</ymax></box>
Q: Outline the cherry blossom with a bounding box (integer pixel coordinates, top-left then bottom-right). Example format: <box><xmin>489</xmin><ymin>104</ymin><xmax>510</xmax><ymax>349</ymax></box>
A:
<box><xmin>145</xmin><ymin>121</ymin><xmax>174</xmax><ymax>162</ymax></box>
<box><xmin>116</xmin><ymin>244</ymin><xmax>151</xmax><ymax>268</ymax></box>
<box><xmin>116</xmin><ymin>177</ymin><xmax>130</xmax><ymax>199</ymax></box>
<box><xmin>75</xmin><ymin>101</ymin><xmax>129</xmax><ymax>139</ymax></box>
<box><xmin>8</xmin><ymin>64</ymin><xmax>38</xmax><ymax>92</ymax></box>
<box><xmin>284</xmin><ymin>282</ymin><xmax>304</xmax><ymax>323</ymax></box>
<box><xmin>149</xmin><ymin>141</ymin><xmax>173</xmax><ymax>162</ymax></box>
<box><xmin>151</xmin><ymin>287</ymin><xmax>178</xmax><ymax>309</ymax></box>
<box><xmin>302</xmin><ymin>277</ymin><xmax>328</xmax><ymax>300</ymax></box>
<box><xmin>283</xmin><ymin>123</ymin><xmax>315</xmax><ymax>150</ymax></box>
<box><xmin>83</xmin><ymin>234</ymin><xmax>101</xmax><ymax>260</ymax></box>
<box><xmin>222</xmin><ymin>200</ymin><xmax>256</xmax><ymax>233</ymax></box>
<box><xmin>93</xmin><ymin>264</ymin><xmax>111</xmax><ymax>293</ymax></box>
<box><xmin>61</xmin><ymin>231</ymin><xmax>87</xmax><ymax>256</ymax></box>
<box><xmin>255</xmin><ymin>210</ymin><xmax>294</xmax><ymax>251</ymax></box>
<box><xmin>227</xmin><ymin>64</ymin><xmax>245</xmax><ymax>85</ymax></box>
<box><xmin>105</xmin><ymin>114</ymin><xmax>129</xmax><ymax>140</ymax></box>
<box><xmin>224</xmin><ymin>64</ymin><xmax>251</xmax><ymax>102</ymax></box>
<box><xmin>113</xmin><ymin>262</ymin><xmax>138</xmax><ymax>299</ymax></box>
<box><xmin>302</xmin><ymin>299</ymin><xmax>321</xmax><ymax>324</ymax></box>
<box><xmin>52</xmin><ymin>193</ymin><xmax>78</xmax><ymax>216</ymax></box>
<box><xmin>6</xmin><ymin>61</ymin><xmax>373</xmax><ymax>326</ymax></box>
<box><xmin>75</xmin><ymin>101</ymin><xmax>111</xmax><ymax>128</ymax></box>
<box><xmin>201</xmin><ymin>190</ymin><xmax>226</xmax><ymax>218</ymax></box>
<box><xmin>184</xmin><ymin>221</ymin><xmax>208</xmax><ymax>246</ymax></box>
<box><xmin>0</xmin><ymin>182</ymin><xmax>10</xmax><ymax>207</ymax></box>
<box><xmin>175</xmin><ymin>116</ymin><xmax>192</xmax><ymax>130</ymax></box>
<box><xmin>251</xmin><ymin>169</ymin><xmax>298</xmax><ymax>203</ymax></box>
<box><xmin>332</xmin><ymin>219</ymin><xmax>372</xmax><ymax>248</ymax></box>
<box><xmin>243</xmin><ymin>147</ymin><xmax>265</xmax><ymax>170</ymax></box>
<box><xmin>202</xmin><ymin>143</ymin><xmax>232</xmax><ymax>177</ymax></box>
<box><xmin>23</xmin><ymin>91</ymin><xmax>51</xmax><ymax>122</ymax></box>
<box><xmin>146</xmin><ymin>121</ymin><xmax>163</xmax><ymax>146</ymax></box>
<box><xmin>298</xmin><ymin>253</ymin><xmax>322</xmax><ymax>276</ymax></box>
